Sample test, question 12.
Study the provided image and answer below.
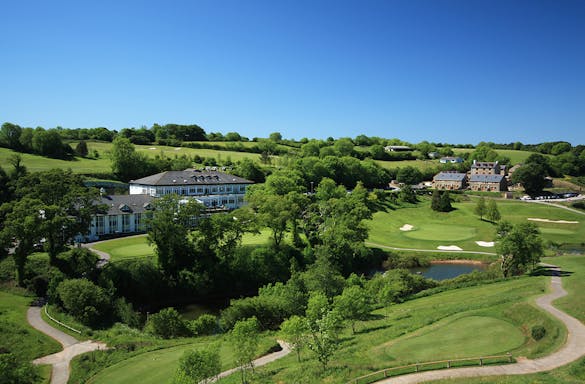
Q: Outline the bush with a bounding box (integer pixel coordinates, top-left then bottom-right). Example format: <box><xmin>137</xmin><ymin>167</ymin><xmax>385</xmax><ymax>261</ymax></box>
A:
<box><xmin>57</xmin><ymin>278</ymin><xmax>112</xmax><ymax>327</ymax></box>
<box><xmin>145</xmin><ymin>308</ymin><xmax>190</xmax><ymax>339</ymax></box>
<box><xmin>220</xmin><ymin>295</ymin><xmax>289</xmax><ymax>331</ymax></box>
<box><xmin>0</xmin><ymin>353</ymin><xmax>40</xmax><ymax>384</ymax></box>
<box><xmin>532</xmin><ymin>325</ymin><xmax>546</xmax><ymax>340</ymax></box>
<box><xmin>188</xmin><ymin>314</ymin><xmax>217</xmax><ymax>336</ymax></box>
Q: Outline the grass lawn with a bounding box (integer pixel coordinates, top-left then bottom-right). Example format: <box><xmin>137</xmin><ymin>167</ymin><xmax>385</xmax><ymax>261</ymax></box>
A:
<box><xmin>375</xmin><ymin>159</ymin><xmax>442</xmax><ymax>172</ymax></box>
<box><xmin>216</xmin><ymin>273</ymin><xmax>561</xmax><ymax>383</ymax></box>
<box><xmin>0</xmin><ymin>142</ymin><xmax>263</xmax><ymax>175</ymax></box>
<box><xmin>452</xmin><ymin>148</ymin><xmax>542</xmax><ymax>165</ymax></box>
<box><xmin>367</xmin><ymin>198</ymin><xmax>585</xmax><ymax>253</ymax></box>
<box><xmin>91</xmin><ymin>235</ymin><xmax>155</xmax><ymax>262</ymax></box>
<box><xmin>420</xmin><ymin>254</ymin><xmax>585</xmax><ymax>384</ymax></box>
<box><xmin>87</xmin><ymin>336</ymin><xmax>278</xmax><ymax>384</ymax></box>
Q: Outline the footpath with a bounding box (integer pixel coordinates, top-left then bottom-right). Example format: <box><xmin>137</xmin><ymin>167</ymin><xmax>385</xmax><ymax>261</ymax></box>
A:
<box><xmin>27</xmin><ymin>307</ymin><xmax>106</xmax><ymax>384</ymax></box>
<box><xmin>375</xmin><ymin>263</ymin><xmax>585</xmax><ymax>383</ymax></box>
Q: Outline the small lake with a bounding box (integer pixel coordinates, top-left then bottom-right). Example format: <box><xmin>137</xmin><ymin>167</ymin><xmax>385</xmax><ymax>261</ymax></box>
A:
<box><xmin>409</xmin><ymin>262</ymin><xmax>487</xmax><ymax>281</ymax></box>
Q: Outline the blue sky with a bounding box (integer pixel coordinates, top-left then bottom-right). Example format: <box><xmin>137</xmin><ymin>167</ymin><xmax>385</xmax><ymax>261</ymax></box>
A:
<box><xmin>1</xmin><ymin>0</ymin><xmax>584</xmax><ymax>145</ymax></box>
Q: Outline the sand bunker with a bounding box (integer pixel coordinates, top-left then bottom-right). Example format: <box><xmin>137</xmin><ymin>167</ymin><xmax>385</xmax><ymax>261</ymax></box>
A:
<box><xmin>528</xmin><ymin>218</ymin><xmax>579</xmax><ymax>224</ymax></box>
<box><xmin>437</xmin><ymin>245</ymin><xmax>463</xmax><ymax>251</ymax></box>
<box><xmin>149</xmin><ymin>147</ymin><xmax>157</xmax><ymax>150</ymax></box>
<box><xmin>174</xmin><ymin>147</ymin><xmax>181</xmax><ymax>151</ymax></box>
<box><xmin>476</xmin><ymin>241</ymin><xmax>495</xmax><ymax>247</ymax></box>
<box><xmin>400</xmin><ymin>224</ymin><xmax>414</xmax><ymax>231</ymax></box>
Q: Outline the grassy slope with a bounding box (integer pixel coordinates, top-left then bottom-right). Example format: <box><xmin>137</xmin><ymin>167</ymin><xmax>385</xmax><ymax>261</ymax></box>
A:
<box><xmin>367</xmin><ymin>198</ymin><xmax>585</xmax><ymax>252</ymax></box>
<box><xmin>216</xmin><ymin>274</ymin><xmax>561</xmax><ymax>383</ymax></box>
<box><xmin>87</xmin><ymin>335</ymin><xmax>277</xmax><ymax>384</ymax></box>
<box><xmin>428</xmin><ymin>254</ymin><xmax>585</xmax><ymax>384</ymax></box>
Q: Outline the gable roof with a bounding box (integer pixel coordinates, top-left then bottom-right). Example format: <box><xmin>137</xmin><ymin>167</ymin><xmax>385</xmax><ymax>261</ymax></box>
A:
<box><xmin>433</xmin><ymin>172</ymin><xmax>467</xmax><ymax>182</ymax></box>
<box><xmin>469</xmin><ymin>174</ymin><xmax>505</xmax><ymax>183</ymax></box>
<box><xmin>130</xmin><ymin>170</ymin><xmax>253</xmax><ymax>186</ymax></box>
<box><xmin>98</xmin><ymin>194</ymin><xmax>155</xmax><ymax>215</ymax></box>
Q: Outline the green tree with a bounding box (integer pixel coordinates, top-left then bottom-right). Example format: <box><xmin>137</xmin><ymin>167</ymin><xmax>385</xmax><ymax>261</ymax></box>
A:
<box><xmin>147</xmin><ymin>195</ymin><xmax>203</xmax><ymax>277</ymax></box>
<box><xmin>486</xmin><ymin>199</ymin><xmax>501</xmax><ymax>222</ymax></box>
<box><xmin>174</xmin><ymin>348</ymin><xmax>221</xmax><ymax>384</ymax></box>
<box><xmin>438</xmin><ymin>191</ymin><xmax>452</xmax><ymax>212</ymax></box>
<box><xmin>431</xmin><ymin>190</ymin><xmax>442</xmax><ymax>211</ymax></box>
<box><xmin>474</xmin><ymin>197</ymin><xmax>487</xmax><ymax>220</ymax></box>
<box><xmin>57</xmin><ymin>278</ymin><xmax>112</xmax><ymax>326</ymax></box>
<box><xmin>496</xmin><ymin>222</ymin><xmax>544</xmax><ymax>276</ymax></box>
<box><xmin>396</xmin><ymin>166</ymin><xmax>423</xmax><ymax>185</ymax></box>
<box><xmin>110</xmin><ymin>136</ymin><xmax>155</xmax><ymax>181</ymax></box>
<box><xmin>306</xmin><ymin>307</ymin><xmax>340</xmax><ymax>370</ymax></box>
<box><xmin>13</xmin><ymin>169</ymin><xmax>101</xmax><ymax>265</ymax></box>
<box><xmin>75</xmin><ymin>140</ymin><xmax>89</xmax><ymax>157</ymax></box>
<box><xmin>511</xmin><ymin>163</ymin><xmax>547</xmax><ymax>196</ymax></box>
<box><xmin>0</xmin><ymin>122</ymin><xmax>23</xmax><ymax>150</ymax></box>
<box><xmin>269</xmin><ymin>132</ymin><xmax>283</xmax><ymax>142</ymax></box>
<box><xmin>280</xmin><ymin>315</ymin><xmax>309</xmax><ymax>362</ymax></box>
<box><xmin>398</xmin><ymin>185</ymin><xmax>417</xmax><ymax>203</ymax></box>
<box><xmin>230</xmin><ymin>317</ymin><xmax>260</xmax><ymax>384</ymax></box>
<box><xmin>333</xmin><ymin>285</ymin><xmax>370</xmax><ymax>333</ymax></box>
<box><xmin>0</xmin><ymin>197</ymin><xmax>44</xmax><ymax>285</ymax></box>
<box><xmin>146</xmin><ymin>307</ymin><xmax>190</xmax><ymax>339</ymax></box>
<box><xmin>0</xmin><ymin>353</ymin><xmax>39</xmax><ymax>384</ymax></box>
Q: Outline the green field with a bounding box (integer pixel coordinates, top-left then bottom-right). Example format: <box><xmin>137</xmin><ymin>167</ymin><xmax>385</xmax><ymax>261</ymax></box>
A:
<box><xmin>0</xmin><ymin>142</ymin><xmax>262</xmax><ymax>174</ymax></box>
<box><xmin>367</xmin><ymin>198</ymin><xmax>585</xmax><ymax>252</ymax></box>
<box><xmin>429</xmin><ymin>254</ymin><xmax>585</xmax><ymax>383</ymax></box>
<box><xmin>91</xmin><ymin>235</ymin><xmax>154</xmax><ymax>262</ymax></box>
<box><xmin>87</xmin><ymin>336</ymin><xmax>277</xmax><ymax>384</ymax></box>
<box><xmin>452</xmin><ymin>148</ymin><xmax>546</xmax><ymax>165</ymax></box>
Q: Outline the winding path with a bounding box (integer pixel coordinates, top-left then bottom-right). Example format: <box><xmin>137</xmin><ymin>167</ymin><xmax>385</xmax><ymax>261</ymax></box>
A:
<box><xmin>374</xmin><ymin>263</ymin><xmax>585</xmax><ymax>383</ymax></box>
<box><xmin>27</xmin><ymin>307</ymin><xmax>106</xmax><ymax>384</ymax></box>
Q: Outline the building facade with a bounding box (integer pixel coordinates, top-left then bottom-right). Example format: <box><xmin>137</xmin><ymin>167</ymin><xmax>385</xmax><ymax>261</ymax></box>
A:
<box><xmin>439</xmin><ymin>156</ymin><xmax>463</xmax><ymax>164</ymax></box>
<box><xmin>129</xmin><ymin>169</ymin><xmax>253</xmax><ymax>210</ymax></box>
<box><xmin>471</xmin><ymin>160</ymin><xmax>501</xmax><ymax>175</ymax></box>
<box><xmin>468</xmin><ymin>174</ymin><xmax>508</xmax><ymax>192</ymax></box>
<box><xmin>433</xmin><ymin>172</ymin><xmax>468</xmax><ymax>190</ymax></box>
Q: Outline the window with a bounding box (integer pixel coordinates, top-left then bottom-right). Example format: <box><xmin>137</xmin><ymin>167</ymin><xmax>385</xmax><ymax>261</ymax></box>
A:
<box><xmin>135</xmin><ymin>213</ymin><xmax>143</xmax><ymax>230</ymax></box>
<box><xmin>122</xmin><ymin>215</ymin><xmax>131</xmax><ymax>232</ymax></box>
<box><xmin>108</xmin><ymin>216</ymin><xmax>118</xmax><ymax>233</ymax></box>
<box><xmin>96</xmin><ymin>216</ymin><xmax>105</xmax><ymax>235</ymax></box>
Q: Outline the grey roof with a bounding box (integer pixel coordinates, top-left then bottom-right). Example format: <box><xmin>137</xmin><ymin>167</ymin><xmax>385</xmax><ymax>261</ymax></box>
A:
<box><xmin>130</xmin><ymin>170</ymin><xmax>253</xmax><ymax>186</ymax></box>
<box><xmin>433</xmin><ymin>172</ymin><xmax>467</xmax><ymax>182</ymax></box>
<box><xmin>440</xmin><ymin>156</ymin><xmax>463</xmax><ymax>161</ymax></box>
<box><xmin>469</xmin><ymin>174</ymin><xmax>505</xmax><ymax>183</ymax></box>
<box><xmin>98</xmin><ymin>194</ymin><xmax>155</xmax><ymax>215</ymax></box>
<box><xmin>472</xmin><ymin>161</ymin><xmax>498</xmax><ymax>169</ymax></box>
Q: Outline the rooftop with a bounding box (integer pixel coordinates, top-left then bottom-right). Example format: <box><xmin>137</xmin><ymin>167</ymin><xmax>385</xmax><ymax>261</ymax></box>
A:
<box><xmin>433</xmin><ymin>172</ymin><xmax>467</xmax><ymax>182</ymax></box>
<box><xmin>469</xmin><ymin>174</ymin><xmax>505</xmax><ymax>183</ymax></box>
<box><xmin>130</xmin><ymin>170</ymin><xmax>253</xmax><ymax>186</ymax></box>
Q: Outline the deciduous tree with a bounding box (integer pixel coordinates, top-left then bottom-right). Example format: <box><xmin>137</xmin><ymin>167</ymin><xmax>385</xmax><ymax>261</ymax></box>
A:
<box><xmin>230</xmin><ymin>317</ymin><xmax>260</xmax><ymax>384</ymax></box>
<box><xmin>474</xmin><ymin>197</ymin><xmax>487</xmax><ymax>220</ymax></box>
<box><xmin>174</xmin><ymin>348</ymin><xmax>221</xmax><ymax>384</ymax></box>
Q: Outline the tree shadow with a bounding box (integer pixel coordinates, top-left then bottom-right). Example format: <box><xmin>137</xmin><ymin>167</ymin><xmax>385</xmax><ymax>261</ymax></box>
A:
<box><xmin>530</xmin><ymin>266</ymin><xmax>573</xmax><ymax>277</ymax></box>
<box><xmin>355</xmin><ymin>323</ymin><xmax>392</xmax><ymax>335</ymax></box>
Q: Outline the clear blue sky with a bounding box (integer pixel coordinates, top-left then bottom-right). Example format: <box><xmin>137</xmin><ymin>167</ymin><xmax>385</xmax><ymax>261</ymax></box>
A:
<box><xmin>1</xmin><ymin>0</ymin><xmax>584</xmax><ymax>145</ymax></box>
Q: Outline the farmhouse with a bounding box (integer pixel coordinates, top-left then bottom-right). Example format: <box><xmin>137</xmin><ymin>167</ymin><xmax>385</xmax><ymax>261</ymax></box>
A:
<box><xmin>470</xmin><ymin>160</ymin><xmax>501</xmax><ymax>175</ymax></box>
<box><xmin>439</xmin><ymin>156</ymin><xmax>463</xmax><ymax>164</ymax></box>
<box><xmin>80</xmin><ymin>169</ymin><xmax>254</xmax><ymax>241</ymax></box>
<box><xmin>468</xmin><ymin>174</ymin><xmax>508</xmax><ymax>192</ymax></box>
<box><xmin>433</xmin><ymin>172</ymin><xmax>468</xmax><ymax>190</ymax></box>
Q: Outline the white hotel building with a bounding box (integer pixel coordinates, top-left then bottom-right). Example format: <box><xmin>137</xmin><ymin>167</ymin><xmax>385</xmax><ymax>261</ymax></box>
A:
<box><xmin>82</xmin><ymin>169</ymin><xmax>253</xmax><ymax>241</ymax></box>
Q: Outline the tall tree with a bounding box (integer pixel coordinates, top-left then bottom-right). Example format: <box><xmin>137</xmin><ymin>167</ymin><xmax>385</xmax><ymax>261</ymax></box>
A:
<box><xmin>174</xmin><ymin>348</ymin><xmax>221</xmax><ymax>384</ymax></box>
<box><xmin>486</xmin><ymin>199</ymin><xmax>501</xmax><ymax>222</ymax></box>
<box><xmin>280</xmin><ymin>315</ymin><xmax>309</xmax><ymax>362</ymax></box>
<box><xmin>147</xmin><ymin>195</ymin><xmax>203</xmax><ymax>277</ymax></box>
<box><xmin>496</xmin><ymin>222</ymin><xmax>544</xmax><ymax>276</ymax></box>
<box><xmin>0</xmin><ymin>197</ymin><xmax>44</xmax><ymax>285</ymax></box>
<box><xmin>474</xmin><ymin>197</ymin><xmax>487</xmax><ymax>220</ymax></box>
<box><xmin>110</xmin><ymin>136</ymin><xmax>155</xmax><ymax>181</ymax></box>
<box><xmin>511</xmin><ymin>163</ymin><xmax>547</xmax><ymax>196</ymax></box>
<box><xmin>333</xmin><ymin>285</ymin><xmax>371</xmax><ymax>334</ymax></box>
<box><xmin>13</xmin><ymin>169</ymin><xmax>101</xmax><ymax>265</ymax></box>
<box><xmin>230</xmin><ymin>317</ymin><xmax>260</xmax><ymax>384</ymax></box>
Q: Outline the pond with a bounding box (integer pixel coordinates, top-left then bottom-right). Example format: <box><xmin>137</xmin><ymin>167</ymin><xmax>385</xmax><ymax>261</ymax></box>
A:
<box><xmin>409</xmin><ymin>262</ymin><xmax>487</xmax><ymax>281</ymax></box>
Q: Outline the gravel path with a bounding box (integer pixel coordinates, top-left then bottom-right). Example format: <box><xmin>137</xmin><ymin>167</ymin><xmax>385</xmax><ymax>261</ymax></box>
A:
<box><xmin>209</xmin><ymin>340</ymin><xmax>291</xmax><ymax>383</ymax></box>
<box><xmin>27</xmin><ymin>307</ymin><xmax>106</xmax><ymax>384</ymax></box>
<box><xmin>374</xmin><ymin>263</ymin><xmax>585</xmax><ymax>383</ymax></box>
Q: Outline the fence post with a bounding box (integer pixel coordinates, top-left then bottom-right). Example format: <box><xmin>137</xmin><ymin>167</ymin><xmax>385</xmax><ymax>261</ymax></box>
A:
<box><xmin>447</xmin><ymin>360</ymin><xmax>451</xmax><ymax>368</ymax></box>
<box><xmin>507</xmin><ymin>353</ymin><xmax>512</xmax><ymax>363</ymax></box>
<box><xmin>384</xmin><ymin>370</ymin><xmax>387</xmax><ymax>378</ymax></box>
<box><xmin>415</xmin><ymin>364</ymin><xmax>419</xmax><ymax>372</ymax></box>
<box><xmin>479</xmin><ymin>358</ymin><xmax>483</xmax><ymax>366</ymax></box>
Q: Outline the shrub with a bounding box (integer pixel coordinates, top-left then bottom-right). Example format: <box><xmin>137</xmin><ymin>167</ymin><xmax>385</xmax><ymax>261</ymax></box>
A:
<box><xmin>532</xmin><ymin>325</ymin><xmax>546</xmax><ymax>340</ymax></box>
<box><xmin>145</xmin><ymin>308</ymin><xmax>190</xmax><ymax>339</ymax></box>
<box><xmin>57</xmin><ymin>278</ymin><xmax>112</xmax><ymax>327</ymax></box>
<box><xmin>188</xmin><ymin>314</ymin><xmax>217</xmax><ymax>336</ymax></box>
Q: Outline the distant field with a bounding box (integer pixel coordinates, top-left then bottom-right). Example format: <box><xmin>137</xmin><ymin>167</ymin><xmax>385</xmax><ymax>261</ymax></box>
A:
<box><xmin>367</xmin><ymin>197</ymin><xmax>585</xmax><ymax>252</ymax></box>
<box><xmin>452</xmin><ymin>148</ymin><xmax>541</xmax><ymax>165</ymax></box>
<box><xmin>375</xmin><ymin>159</ymin><xmax>441</xmax><ymax>172</ymax></box>
<box><xmin>0</xmin><ymin>142</ymin><xmax>262</xmax><ymax>174</ymax></box>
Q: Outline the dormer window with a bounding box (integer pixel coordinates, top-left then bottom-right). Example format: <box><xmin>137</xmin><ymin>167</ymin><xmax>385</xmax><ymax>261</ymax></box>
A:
<box><xmin>119</xmin><ymin>204</ymin><xmax>132</xmax><ymax>213</ymax></box>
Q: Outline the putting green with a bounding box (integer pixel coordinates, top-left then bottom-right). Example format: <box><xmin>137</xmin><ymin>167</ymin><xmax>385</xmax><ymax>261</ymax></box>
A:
<box><xmin>385</xmin><ymin>316</ymin><xmax>524</xmax><ymax>362</ymax></box>
<box><xmin>402</xmin><ymin>224</ymin><xmax>476</xmax><ymax>241</ymax></box>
